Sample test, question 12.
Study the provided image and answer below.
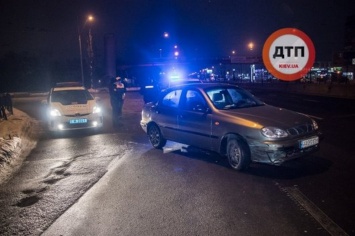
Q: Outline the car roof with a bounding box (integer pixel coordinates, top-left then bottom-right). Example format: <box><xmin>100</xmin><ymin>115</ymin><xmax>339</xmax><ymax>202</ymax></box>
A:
<box><xmin>170</xmin><ymin>78</ymin><xmax>201</xmax><ymax>84</ymax></box>
<box><xmin>166</xmin><ymin>82</ymin><xmax>239</xmax><ymax>90</ymax></box>
<box><xmin>53</xmin><ymin>86</ymin><xmax>85</xmax><ymax>91</ymax></box>
<box><xmin>52</xmin><ymin>82</ymin><xmax>85</xmax><ymax>91</ymax></box>
<box><xmin>54</xmin><ymin>82</ymin><xmax>83</xmax><ymax>87</ymax></box>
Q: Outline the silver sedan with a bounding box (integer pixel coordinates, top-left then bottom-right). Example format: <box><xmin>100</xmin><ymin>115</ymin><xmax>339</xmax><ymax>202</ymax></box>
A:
<box><xmin>141</xmin><ymin>83</ymin><xmax>321</xmax><ymax>171</ymax></box>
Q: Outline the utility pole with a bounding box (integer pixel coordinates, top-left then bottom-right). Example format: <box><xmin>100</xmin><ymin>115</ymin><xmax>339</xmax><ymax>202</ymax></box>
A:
<box><xmin>88</xmin><ymin>28</ymin><xmax>94</xmax><ymax>89</ymax></box>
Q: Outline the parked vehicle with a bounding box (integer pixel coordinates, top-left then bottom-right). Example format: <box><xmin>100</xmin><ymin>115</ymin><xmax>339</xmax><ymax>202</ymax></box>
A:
<box><xmin>141</xmin><ymin>83</ymin><xmax>321</xmax><ymax>170</ymax></box>
<box><xmin>43</xmin><ymin>82</ymin><xmax>103</xmax><ymax>132</ymax></box>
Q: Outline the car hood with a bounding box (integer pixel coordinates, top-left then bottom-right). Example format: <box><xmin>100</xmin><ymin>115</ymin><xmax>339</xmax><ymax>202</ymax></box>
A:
<box><xmin>51</xmin><ymin>101</ymin><xmax>94</xmax><ymax>115</ymax></box>
<box><xmin>218</xmin><ymin>104</ymin><xmax>311</xmax><ymax>128</ymax></box>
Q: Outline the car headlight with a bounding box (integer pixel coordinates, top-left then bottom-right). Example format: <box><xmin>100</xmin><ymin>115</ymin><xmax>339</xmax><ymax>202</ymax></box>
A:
<box><xmin>311</xmin><ymin>119</ymin><xmax>318</xmax><ymax>130</ymax></box>
<box><xmin>49</xmin><ymin>108</ymin><xmax>61</xmax><ymax>117</ymax></box>
<box><xmin>93</xmin><ymin>105</ymin><xmax>101</xmax><ymax>114</ymax></box>
<box><xmin>261</xmin><ymin>127</ymin><xmax>288</xmax><ymax>138</ymax></box>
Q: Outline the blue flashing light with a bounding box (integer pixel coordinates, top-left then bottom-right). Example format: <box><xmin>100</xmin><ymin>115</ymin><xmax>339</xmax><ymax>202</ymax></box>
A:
<box><xmin>170</xmin><ymin>74</ymin><xmax>180</xmax><ymax>81</ymax></box>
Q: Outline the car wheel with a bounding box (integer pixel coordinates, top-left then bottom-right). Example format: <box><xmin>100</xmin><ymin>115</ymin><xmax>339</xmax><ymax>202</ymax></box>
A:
<box><xmin>148</xmin><ymin>124</ymin><xmax>167</xmax><ymax>149</ymax></box>
<box><xmin>226</xmin><ymin>138</ymin><xmax>251</xmax><ymax>171</ymax></box>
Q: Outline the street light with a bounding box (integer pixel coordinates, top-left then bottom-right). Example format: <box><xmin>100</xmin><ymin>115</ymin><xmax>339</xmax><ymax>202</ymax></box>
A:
<box><xmin>78</xmin><ymin>15</ymin><xmax>94</xmax><ymax>87</ymax></box>
<box><xmin>248</xmin><ymin>42</ymin><xmax>254</xmax><ymax>51</ymax></box>
<box><xmin>230</xmin><ymin>50</ymin><xmax>236</xmax><ymax>59</ymax></box>
<box><xmin>247</xmin><ymin>42</ymin><xmax>255</xmax><ymax>82</ymax></box>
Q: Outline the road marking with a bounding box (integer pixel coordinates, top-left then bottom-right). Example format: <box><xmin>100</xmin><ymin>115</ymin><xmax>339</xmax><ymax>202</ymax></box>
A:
<box><xmin>283</xmin><ymin>187</ymin><xmax>349</xmax><ymax>236</ymax></box>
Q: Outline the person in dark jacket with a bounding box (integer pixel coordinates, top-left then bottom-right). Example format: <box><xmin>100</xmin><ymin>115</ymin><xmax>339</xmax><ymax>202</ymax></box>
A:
<box><xmin>0</xmin><ymin>94</ymin><xmax>7</xmax><ymax>120</ymax></box>
<box><xmin>109</xmin><ymin>76</ymin><xmax>127</xmax><ymax>126</ymax></box>
<box><xmin>4</xmin><ymin>92</ymin><xmax>13</xmax><ymax>115</ymax></box>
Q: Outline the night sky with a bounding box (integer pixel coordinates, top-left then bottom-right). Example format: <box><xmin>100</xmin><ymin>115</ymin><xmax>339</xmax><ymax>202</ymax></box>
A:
<box><xmin>1</xmin><ymin>0</ymin><xmax>354</xmax><ymax>64</ymax></box>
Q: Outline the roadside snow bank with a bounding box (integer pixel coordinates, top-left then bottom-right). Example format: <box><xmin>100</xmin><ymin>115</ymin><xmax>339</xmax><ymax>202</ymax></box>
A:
<box><xmin>0</xmin><ymin>136</ymin><xmax>22</xmax><ymax>163</ymax></box>
<box><xmin>0</xmin><ymin>109</ymin><xmax>39</xmax><ymax>185</ymax></box>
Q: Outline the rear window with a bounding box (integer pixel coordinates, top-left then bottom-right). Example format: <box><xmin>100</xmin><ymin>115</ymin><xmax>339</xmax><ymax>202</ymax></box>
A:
<box><xmin>161</xmin><ymin>89</ymin><xmax>182</xmax><ymax>108</ymax></box>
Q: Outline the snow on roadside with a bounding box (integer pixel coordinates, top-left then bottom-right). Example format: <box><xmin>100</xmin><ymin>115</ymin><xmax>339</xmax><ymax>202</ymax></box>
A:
<box><xmin>0</xmin><ymin>109</ymin><xmax>39</xmax><ymax>185</ymax></box>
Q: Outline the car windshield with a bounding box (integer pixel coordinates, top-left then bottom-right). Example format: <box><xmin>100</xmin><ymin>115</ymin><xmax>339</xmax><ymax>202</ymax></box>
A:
<box><xmin>51</xmin><ymin>90</ymin><xmax>94</xmax><ymax>105</ymax></box>
<box><xmin>205</xmin><ymin>86</ymin><xmax>264</xmax><ymax>110</ymax></box>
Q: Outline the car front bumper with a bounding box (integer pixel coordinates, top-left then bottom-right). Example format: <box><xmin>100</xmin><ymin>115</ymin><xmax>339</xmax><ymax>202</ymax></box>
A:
<box><xmin>247</xmin><ymin>133</ymin><xmax>322</xmax><ymax>165</ymax></box>
<box><xmin>48</xmin><ymin>114</ymin><xmax>103</xmax><ymax>131</ymax></box>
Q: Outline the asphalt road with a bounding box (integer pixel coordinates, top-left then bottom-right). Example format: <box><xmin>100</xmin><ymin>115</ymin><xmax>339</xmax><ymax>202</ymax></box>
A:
<box><xmin>0</xmin><ymin>90</ymin><xmax>354</xmax><ymax>236</ymax></box>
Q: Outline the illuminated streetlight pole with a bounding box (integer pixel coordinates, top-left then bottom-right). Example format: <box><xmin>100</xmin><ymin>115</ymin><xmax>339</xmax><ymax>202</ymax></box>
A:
<box><xmin>174</xmin><ymin>51</ymin><xmax>179</xmax><ymax>59</ymax></box>
<box><xmin>78</xmin><ymin>33</ymin><xmax>84</xmax><ymax>85</ymax></box>
<box><xmin>88</xmin><ymin>27</ymin><xmax>94</xmax><ymax>89</ymax></box>
<box><xmin>174</xmin><ymin>45</ymin><xmax>179</xmax><ymax>59</ymax></box>
<box><xmin>248</xmin><ymin>42</ymin><xmax>254</xmax><ymax>51</ymax></box>
<box><xmin>248</xmin><ymin>42</ymin><xmax>255</xmax><ymax>82</ymax></box>
<box><xmin>230</xmin><ymin>51</ymin><xmax>236</xmax><ymax>79</ymax></box>
<box><xmin>78</xmin><ymin>15</ymin><xmax>94</xmax><ymax>87</ymax></box>
<box><xmin>230</xmin><ymin>50</ymin><xmax>236</xmax><ymax>59</ymax></box>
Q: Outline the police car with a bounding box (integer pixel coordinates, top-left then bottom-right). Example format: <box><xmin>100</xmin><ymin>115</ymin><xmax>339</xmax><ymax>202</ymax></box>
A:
<box><xmin>44</xmin><ymin>82</ymin><xmax>103</xmax><ymax>131</ymax></box>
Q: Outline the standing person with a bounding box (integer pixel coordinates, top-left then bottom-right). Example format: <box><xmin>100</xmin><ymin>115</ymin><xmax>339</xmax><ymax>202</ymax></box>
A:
<box><xmin>4</xmin><ymin>92</ymin><xmax>13</xmax><ymax>115</ymax></box>
<box><xmin>0</xmin><ymin>94</ymin><xmax>7</xmax><ymax>120</ymax></box>
<box><xmin>109</xmin><ymin>76</ymin><xmax>127</xmax><ymax>126</ymax></box>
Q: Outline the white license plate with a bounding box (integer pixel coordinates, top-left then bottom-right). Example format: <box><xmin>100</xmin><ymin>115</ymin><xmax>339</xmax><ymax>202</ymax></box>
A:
<box><xmin>69</xmin><ymin>118</ymin><xmax>88</xmax><ymax>124</ymax></box>
<box><xmin>299</xmin><ymin>136</ymin><xmax>319</xmax><ymax>149</ymax></box>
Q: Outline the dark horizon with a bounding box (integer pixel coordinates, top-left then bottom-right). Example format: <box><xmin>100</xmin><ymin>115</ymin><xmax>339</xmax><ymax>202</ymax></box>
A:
<box><xmin>1</xmin><ymin>0</ymin><xmax>354</xmax><ymax>63</ymax></box>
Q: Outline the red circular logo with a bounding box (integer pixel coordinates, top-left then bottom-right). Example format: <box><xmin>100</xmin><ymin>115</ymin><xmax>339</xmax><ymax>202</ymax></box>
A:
<box><xmin>262</xmin><ymin>28</ymin><xmax>315</xmax><ymax>81</ymax></box>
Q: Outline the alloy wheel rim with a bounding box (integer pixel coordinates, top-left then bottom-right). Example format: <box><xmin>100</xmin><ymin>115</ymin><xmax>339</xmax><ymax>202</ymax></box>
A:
<box><xmin>230</xmin><ymin>144</ymin><xmax>241</xmax><ymax>166</ymax></box>
<box><xmin>150</xmin><ymin>127</ymin><xmax>159</xmax><ymax>145</ymax></box>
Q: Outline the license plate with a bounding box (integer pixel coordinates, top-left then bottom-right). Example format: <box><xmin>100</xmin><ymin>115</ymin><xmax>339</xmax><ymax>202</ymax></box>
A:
<box><xmin>299</xmin><ymin>136</ymin><xmax>319</xmax><ymax>149</ymax></box>
<box><xmin>69</xmin><ymin>118</ymin><xmax>88</xmax><ymax>124</ymax></box>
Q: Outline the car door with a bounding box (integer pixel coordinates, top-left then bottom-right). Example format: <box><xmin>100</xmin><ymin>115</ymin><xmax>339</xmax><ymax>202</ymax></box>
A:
<box><xmin>177</xmin><ymin>88</ymin><xmax>214</xmax><ymax>150</ymax></box>
<box><xmin>153</xmin><ymin>89</ymin><xmax>182</xmax><ymax>142</ymax></box>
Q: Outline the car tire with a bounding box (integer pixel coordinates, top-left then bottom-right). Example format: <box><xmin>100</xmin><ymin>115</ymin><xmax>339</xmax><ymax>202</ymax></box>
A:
<box><xmin>226</xmin><ymin>137</ymin><xmax>251</xmax><ymax>171</ymax></box>
<box><xmin>148</xmin><ymin>124</ymin><xmax>167</xmax><ymax>149</ymax></box>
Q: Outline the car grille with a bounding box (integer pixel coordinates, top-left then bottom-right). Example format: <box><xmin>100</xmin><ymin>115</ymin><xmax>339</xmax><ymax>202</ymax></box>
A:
<box><xmin>287</xmin><ymin>123</ymin><xmax>314</xmax><ymax>136</ymax></box>
<box><xmin>65</xmin><ymin>113</ymin><xmax>91</xmax><ymax>117</ymax></box>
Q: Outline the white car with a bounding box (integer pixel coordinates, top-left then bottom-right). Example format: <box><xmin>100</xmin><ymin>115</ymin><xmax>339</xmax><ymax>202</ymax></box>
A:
<box><xmin>44</xmin><ymin>82</ymin><xmax>103</xmax><ymax>131</ymax></box>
